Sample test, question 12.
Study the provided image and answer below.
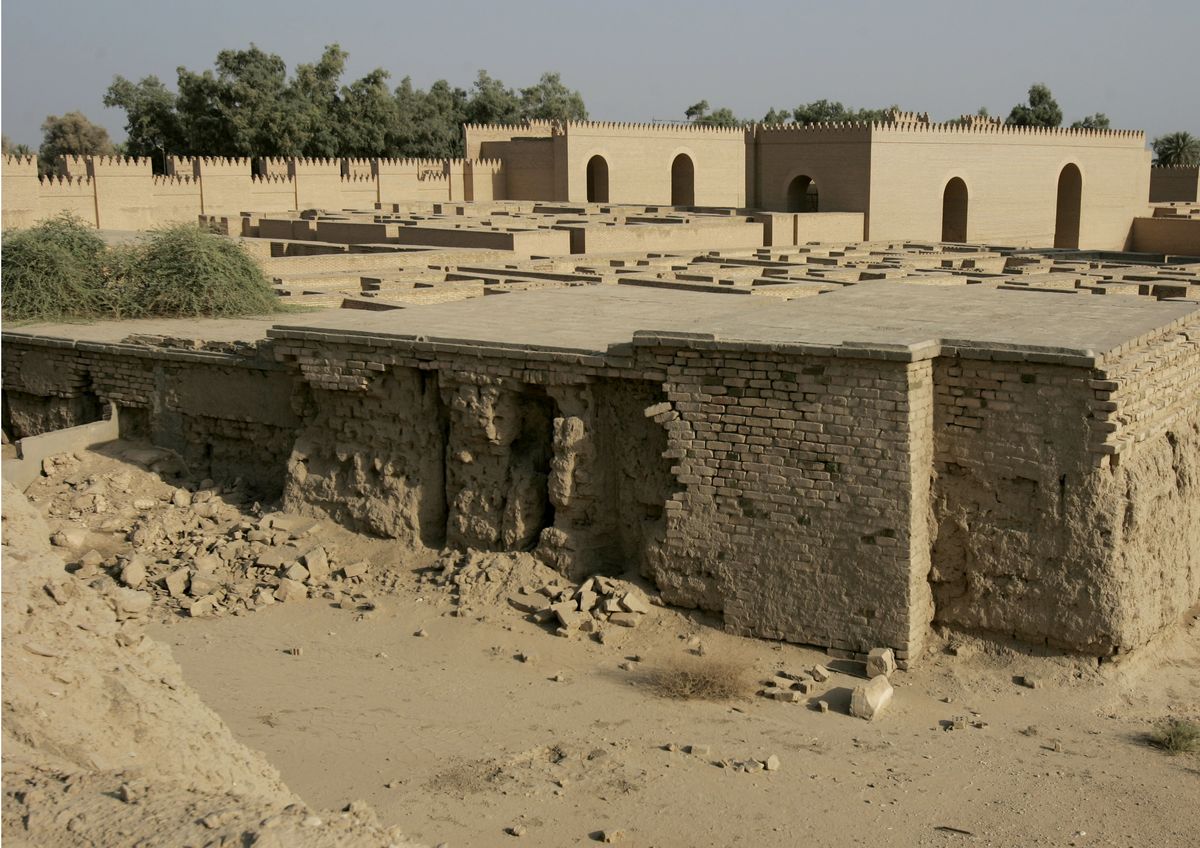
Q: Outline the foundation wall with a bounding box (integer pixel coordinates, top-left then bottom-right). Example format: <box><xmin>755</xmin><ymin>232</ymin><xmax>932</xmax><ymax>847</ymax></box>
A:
<box><xmin>5</xmin><ymin>317</ymin><xmax>1197</xmax><ymax>660</ymax></box>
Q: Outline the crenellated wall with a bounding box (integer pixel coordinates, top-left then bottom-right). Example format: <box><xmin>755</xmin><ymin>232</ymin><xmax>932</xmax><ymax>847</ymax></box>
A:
<box><xmin>0</xmin><ymin>117</ymin><xmax>1163</xmax><ymax>249</ymax></box>
<box><xmin>1</xmin><ymin>153</ymin><xmax>509</xmax><ymax>229</ymax></box>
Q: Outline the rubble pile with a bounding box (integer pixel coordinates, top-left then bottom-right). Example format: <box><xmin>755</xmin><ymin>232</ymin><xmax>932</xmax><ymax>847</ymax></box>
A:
<box><xmin>422</xmin><ymin>549</ymin><xmax>659</xmax><ymax>637</ymax></box>
<box><xmin>33</xmin><ymin>450</ymin><xmax>379</xmax><ymax>619</ymax></box>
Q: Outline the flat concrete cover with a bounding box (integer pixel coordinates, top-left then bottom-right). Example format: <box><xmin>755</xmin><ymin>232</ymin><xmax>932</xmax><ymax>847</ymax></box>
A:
<box><xmin>11</xmin><ymin>283</ymin><xmax>1196</xmax><ymax>357</ymax></box>
<box><xmin>277</xmin><ymin>283</ymin><xmax>1198</xmax><ymax>356</ymax></box>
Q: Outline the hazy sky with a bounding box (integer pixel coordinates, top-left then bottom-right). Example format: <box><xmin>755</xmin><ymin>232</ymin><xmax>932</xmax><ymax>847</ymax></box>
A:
<box><xmin>3</xmin><ymin>0</ymin><xmax>1197</xmax><ymax>146</ymax></box>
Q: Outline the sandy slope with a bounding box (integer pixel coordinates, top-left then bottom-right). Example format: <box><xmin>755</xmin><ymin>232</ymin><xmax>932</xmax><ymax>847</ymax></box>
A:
<box><xmin>1</xmin><ymin>478</ymin><xmax>425</xmax><ymax>847</ymax></box>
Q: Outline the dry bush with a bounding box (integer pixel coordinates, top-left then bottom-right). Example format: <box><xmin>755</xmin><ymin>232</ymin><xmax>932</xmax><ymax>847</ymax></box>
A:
<box><xmin>1149</xmin><ymin>718</ymin><xmax>1200</xmax><ymax>755</ymax></box>
<box><xmin>648</xmin><ymin>654</ymin><xmax>752</xmax><ymax>702</ymax></box>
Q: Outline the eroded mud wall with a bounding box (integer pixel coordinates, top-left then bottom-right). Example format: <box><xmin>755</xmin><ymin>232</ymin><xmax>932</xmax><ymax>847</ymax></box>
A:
<box><xmin>441</xmin><ymin>373</ymin><xmax>555</xmax><ymax>551</ymax></box>
<box><xmin>274</xmin><ymin>335</ymin><xmax>677</xmax><ymax>580</ymax></box>
<box><xmin>1</xmin><ymin>339</ymin><xmax>304</xmax><ymax>496</ymax></box>
<box><xmin>283</xmin><ymin>367</ymin><xmax>448</xmax><ymax>545</ymax></box>
<box><xmin>930</xmin><ymin>319</ymin><xmax>1200</xmax><ymax>654</ymax></box>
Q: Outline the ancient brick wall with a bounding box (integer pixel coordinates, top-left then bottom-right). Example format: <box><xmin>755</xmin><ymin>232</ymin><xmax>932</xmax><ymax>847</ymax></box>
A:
<box><xmin>929</xmin><ymin>317</ymin><xmax>1200</xmax><ymax>653</ymax></box>
<box><xmin>1</xmin><ymin>338</ymin><xmax>305</xmax><ymax>496</ymax></box>
<box><xmin>636</xmin><ymin>337</ymin><xmax>934</xmax><ymax>660</ymax></box>
<box><xmin>5</xmin><ymin>317</ymin><xmax>1197</xmax><ymax>660</ymax></box>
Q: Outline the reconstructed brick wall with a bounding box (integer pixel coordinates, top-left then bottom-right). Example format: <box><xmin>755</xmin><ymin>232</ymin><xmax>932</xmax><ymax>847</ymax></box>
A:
<box><xmin>868</xmin><ymin>124</ymin><xmax>1150</xmax><ymax>249</ymax></box>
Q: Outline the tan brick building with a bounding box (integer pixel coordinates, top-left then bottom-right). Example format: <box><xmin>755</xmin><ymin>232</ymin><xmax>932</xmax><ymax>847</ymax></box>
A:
<box><xmin>1</xmin><ymin>113</ymin><xmax>1181</xmax><ymax>252</ymax></box>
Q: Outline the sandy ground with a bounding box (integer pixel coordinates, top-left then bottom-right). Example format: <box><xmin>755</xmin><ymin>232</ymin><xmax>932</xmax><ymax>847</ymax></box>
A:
<box><xmin>8</xmin><ymin>444</ymin><xmax>1200</xmax><ymax>847</ymax></box>
<box><xmin>150</xmin><ymin>594</ymin><xmax>1200</xmax><ymax>848</ymax></box>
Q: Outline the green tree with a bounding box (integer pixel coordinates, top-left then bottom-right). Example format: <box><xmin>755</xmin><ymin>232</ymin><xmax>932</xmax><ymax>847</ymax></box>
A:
<box><xmin>1151</xmin><ymin>131</ymin><xmax>1200</xmax><ymax>166</ymax></box>
<box><xmin>392</xmin><ymin>77</ymin><xmax>468</xmax><ymax>159</ymax></box>
<box><xmin>1005</xmin><ymin>83</ymin><xmax>1062</xmax><ymax>127</ymax></box>
<box><xmin>334</xmin><ymin>68</ymin><xmax>397</xmax><ymax>157</ymax></box>
<box><xmin>38</xmin><ymin>111</ymin><xmax>115</xmax><ymax>176</ymax></box>
<box><xmin>1071</xmin><ymin>113</ymin><xmax>1110</xmax><ymax>130</ymax></box>
<box><xmin>290</xmin><ymin>44</ymin><xmax>350</xmax><ymax>157</ymax></box>
<box><xmin>685</xmin><ymin>101</ymin><xmax>742</xmax><ymax>126</ymax></box>
<box><xmin>465</xmin><ymin>70</ymin><xmax>522</xmax><ymax>125</ymax></box>
<box><xmin>519</xmin><ymin>72</ymin><xmax>587</xmax><ymax>122</ymax></box>
<box><xmin>103</xmin><ymin>75</ymin><xmax>183</xmax><ymax>171</ymax></box>
<box><xmin>786</xmin><ymin>100</ymin><xmax>893</xmax><ymax>125</ymax></box>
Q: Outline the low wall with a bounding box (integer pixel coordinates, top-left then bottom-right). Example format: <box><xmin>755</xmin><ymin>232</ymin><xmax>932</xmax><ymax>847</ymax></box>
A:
<box><xmin>568</xmin><ymin>220</ymin><xmax>765</xmax><ymax>255</ymax></box>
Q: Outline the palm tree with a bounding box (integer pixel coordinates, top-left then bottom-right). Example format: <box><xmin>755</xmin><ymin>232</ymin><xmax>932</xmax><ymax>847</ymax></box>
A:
<box><xmin>1152</xmin><ymin>131</ymin><xmax>1200</xmax><ymax>166</ymax></box>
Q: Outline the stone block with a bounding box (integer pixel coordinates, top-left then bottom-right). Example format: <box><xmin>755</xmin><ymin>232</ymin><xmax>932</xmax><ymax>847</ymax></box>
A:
<box><xmin>849</xmin><ymin>675</ymin><xmax>894</xmax><ymax>720</ymax></box>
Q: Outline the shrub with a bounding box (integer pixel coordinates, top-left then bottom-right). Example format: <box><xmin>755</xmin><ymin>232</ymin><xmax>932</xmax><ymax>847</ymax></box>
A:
<box><xmin>1149</xmin><ymin>718</ymin><xmax>1200</xmax><ymax>755</ymax></box>
<box><xmin>1</xmin><ymin>218</ymin><xmax>280</xmax><ymax>321</ymax></box>
<box><xmin>1</xmin><ymin>215</ymin><xmax>104</xmax><ymax>320</ymax></box>
<box><xmin>648</xmin><ymin>654</ymin><xmax>751</xmax><ymax>702</ymax></box>
<box><xmin>115</xmin><ymin>225</ymin><xmax>280</xmax><ymax>318</ymax></box>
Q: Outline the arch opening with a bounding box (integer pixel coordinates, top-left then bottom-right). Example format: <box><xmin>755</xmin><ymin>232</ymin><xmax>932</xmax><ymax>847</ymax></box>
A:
<box><xmin>1054</xmin><ymin>163</ymin><xmax>1082</xmax><ymax>249</ymax></box>
<box><xmin>786</xmin><ymin>175</ymin><xmax>819</xmax><ymax>212</ymax></box>
<box><xmin>586</xmin><ymin>155</ymin><xmax>609</xmax><ymax>203</ymax></box>
<box><xmin>671</xmin><ymin>154</ymin><xmax>695</xmax><ymax>206</ymax></box>
<box><xmin>941</xmin><ymin>177</ymin><xmax>969</xmax><ymax>243</ymax></box>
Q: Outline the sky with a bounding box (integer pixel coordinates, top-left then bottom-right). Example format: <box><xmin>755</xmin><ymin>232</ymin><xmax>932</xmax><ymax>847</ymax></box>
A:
<box><xmin>2</xmin><ymin>0</ymin><xmax>1198</xmax><ymax>146</ymax></box>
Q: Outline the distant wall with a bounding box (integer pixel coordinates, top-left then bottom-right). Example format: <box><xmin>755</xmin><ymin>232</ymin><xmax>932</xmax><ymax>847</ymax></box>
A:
<box><xmin>561</xmin><ymin>122</ymin><xmax>748</xmax><ymax>206</ymax></box>
<box><xmin>868</xmin><ymin>123</ymin><xmax>1149</xmax><ymax>249</ymax></box>
<box><xmin>2</xmin><ymin>153</ymin><xmax>506</xmax><ymax>230</ymax></box>
<box><xmin>1130</xmin><ymin>217</ymin><xmax>1200</xmax><ymax>255</ymax></box>
<box><xmin>1150</xmin><ymin>166</ymin><xmax>1199</xmax><ymax>202</ymax></box>
<box><xmin>2</xmin><ymin>120</ymin><xmax>1155</xmax><ymax>250</ymax></box>
<box><xmin>754</xmin><ymin>125</ymin><xmax>873</xmax><ymax>216</ymax></box>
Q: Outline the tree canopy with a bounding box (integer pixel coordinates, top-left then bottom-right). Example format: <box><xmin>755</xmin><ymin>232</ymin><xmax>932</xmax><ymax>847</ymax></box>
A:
<box><xmin>1005</xmin><ymin>84</ymin><xmax>1063</xmax><ymax>127</ymax></box>
<box><xmin>1151</xmin><ymin>131</ymin><xmax>1200</xmax><ymax>166</ymax></box>
<box><xmin>684</xmin><ymin>100</ymin><xmax>743</xmax><ymax>127</ymax></box>
<box><xmin>38</xmin><ymin>112</ymin><xmax>115</xmax><ymax>176</ymax></box>
<box><xmin>103</xmin><ymin>44</ymin><xmax>588</xmax><ymax>168</ymax></box>
<box><xmin>1070</xmin><ymin>113</ymin><xmax>1110</xmax><ymax>130</ymax></box>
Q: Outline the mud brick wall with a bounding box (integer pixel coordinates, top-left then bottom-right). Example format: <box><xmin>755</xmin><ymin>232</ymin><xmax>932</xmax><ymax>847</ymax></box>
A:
<box><xmin>272</xmin><ymin>332</ymin><xmax>674</xmax><ymax>580</ymax></box>
<box><xmin>7</xmin><ymin>319</ymin><xmax>1198</xmax><ymax>662</ymax></box>
<box><xmin>1086</xmin><ymin>318</ymin><xmax>1200</xmax><ymax>650</ymax></box>
<box><xmin>1</xmin><ymin>337</ymin><xmax>305</xmax><ymax>496</ymax></box>
<box><xmin>930</xmin><ymin>318</ymin><xmax>1200</xmax><ymax>654</ymax></box>
<box><xmin>2</xmin><ymin>339</ymin><xmax>104</xmax><ymax>435</ymax></box>
<box><xmin>634</xmin><ymin>337</ymin><xmax>935</xmax><ymax>660</ymax></box>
